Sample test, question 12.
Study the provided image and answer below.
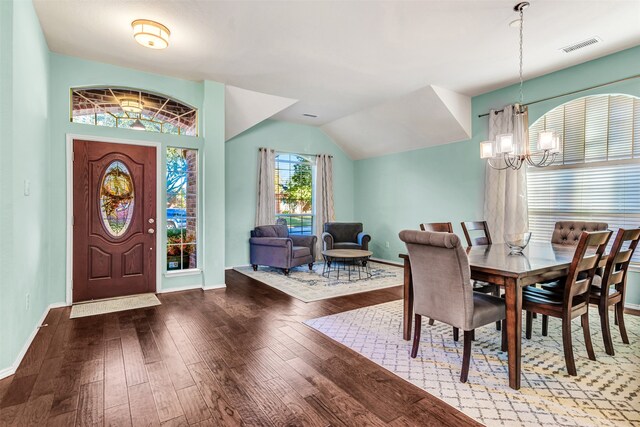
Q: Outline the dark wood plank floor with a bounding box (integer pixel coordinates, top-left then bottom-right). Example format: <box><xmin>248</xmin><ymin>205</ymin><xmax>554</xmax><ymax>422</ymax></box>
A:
<box><xmin>0</xmin><ymin>270</ymin><xmax>480</xmax><ymax>426</ymax></box>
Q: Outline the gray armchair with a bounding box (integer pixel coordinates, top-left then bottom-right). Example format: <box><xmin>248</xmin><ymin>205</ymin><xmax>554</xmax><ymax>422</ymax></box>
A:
<box><xmin>250</xmin><ymin>225</ymin><xmax>317</xmax><ymax>275</ymax></box>
<box><xmin>399</xmin><ymin>229</ymin><xmax>506</xmax><ymax>383</ymax></box>
<box><xmin>322</xmin><ymin>222</ymin><xmax>371</xmax><ymax>251</ymax></box>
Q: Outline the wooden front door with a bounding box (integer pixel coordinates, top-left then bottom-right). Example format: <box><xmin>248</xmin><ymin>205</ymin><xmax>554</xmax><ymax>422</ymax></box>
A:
<box><xmin>73</xmin><ymin>140</ymin><xmax>157</xmax><ymax>302</ymax></box>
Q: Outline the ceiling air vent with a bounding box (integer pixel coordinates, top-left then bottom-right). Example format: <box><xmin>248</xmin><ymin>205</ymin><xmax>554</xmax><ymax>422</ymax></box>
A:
<box><xmin>560</xmin><ymin>37</ymin><xmax>601</xmax><ymax>53</ymax></box>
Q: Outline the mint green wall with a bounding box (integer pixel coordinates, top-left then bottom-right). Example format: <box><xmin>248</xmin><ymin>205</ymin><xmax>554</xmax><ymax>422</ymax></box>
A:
<box><xmin>48</xmin><ymin>53</ymin><xmax>226</xmax><ymax>298</ymax></box>
<box><xmin>225</xmin><ymin>120</ymin><xmax>354</xmax><ymax>267</ymax></box>
<box><xmin>0</xmin><ymin>0</ymin><xmax>52</xmax><ymax>372</ymax></box>
<box><xmin>354</xmin><ymin>45</ymin><xmax>640</xmax><ymax>306</ymax></box>
<box><xmin>202</xmin><ymin>81</ymin><xmax>226</xmax><ymax>287</ymax></box>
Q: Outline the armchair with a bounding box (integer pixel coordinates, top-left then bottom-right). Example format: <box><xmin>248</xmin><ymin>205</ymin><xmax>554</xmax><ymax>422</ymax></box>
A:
<box><xmin>250</xmin><ymin>225</ymin><xmax>317</xmax><ymax>275</ymax></box>
<box><xmin>322</xmin><ymin>222</ymin><xmax>371</xmax><ymax>251</ymax></box>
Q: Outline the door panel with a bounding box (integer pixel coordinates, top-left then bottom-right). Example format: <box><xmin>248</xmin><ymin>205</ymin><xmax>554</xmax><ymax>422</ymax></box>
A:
<box><xmin>73</xmin><ymin>140</ymin><xmax>156</xmax><ymax>302</ymax></box>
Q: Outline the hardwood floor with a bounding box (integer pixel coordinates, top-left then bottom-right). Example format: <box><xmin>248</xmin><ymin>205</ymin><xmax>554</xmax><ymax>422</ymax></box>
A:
<box><xmin>0</xmin><ymin>270</ymin><xmax>480</xmax><ymax>426</ymax></box>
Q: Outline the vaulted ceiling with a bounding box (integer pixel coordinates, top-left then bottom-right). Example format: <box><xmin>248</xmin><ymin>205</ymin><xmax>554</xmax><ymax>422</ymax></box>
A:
<box><xmin>34</xmin><ymin>0</ymin><xmax>640</xmax><ymax>158</ymax></box>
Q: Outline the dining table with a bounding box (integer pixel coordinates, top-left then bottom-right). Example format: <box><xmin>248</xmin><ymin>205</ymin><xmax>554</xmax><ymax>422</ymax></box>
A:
<box><xmin>399</xmin><ymin>241</ymin><xmax>603</xmax><ymax>390</ymax></box>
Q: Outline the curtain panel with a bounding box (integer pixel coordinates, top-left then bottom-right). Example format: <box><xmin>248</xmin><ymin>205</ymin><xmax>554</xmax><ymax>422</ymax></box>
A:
<box><xmin>255</xmin><ymin>148</ymin><xmax>275</xmax><ymax>227</ymax></box>
<box><xmin>483</xmin><ymin>104</ymin><xmax>529</xmax><ymax>243</ymax></box>
<box><xmin>314</xmin><ymin>154</ymin><xmax>335</xmax><ymax>259</ymax></box>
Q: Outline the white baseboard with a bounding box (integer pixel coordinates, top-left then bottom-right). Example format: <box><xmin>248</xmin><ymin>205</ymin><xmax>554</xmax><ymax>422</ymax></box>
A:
<box><xmin>370</xmin><ymin>257</ymin><xmax>403</xmax><ymax>267</ymax></box>
<box><xmin>0</xmin><ymin>301</ymin><xmax>67</xmax><ymax>380</ymax></box>
<box><xmin>203</xmin><ymin>283</ymin><xmax>226</xmax><ymax>291</ymax></box>
<box><xmin>226</xmin><ymin>264</ymin><xmax>250</xmax><ymax>270</ymax></box>
<box><xmin>625</xmin><ymin>302</ymin><xmax>640</xmax><ymax>311</ymax></box>
<box><xmin>157</xmin><ymin>284</ymin><xmax>203</xmax><ymax>294</ymax></box>
<box><xmin>157</xmin><ymin>283</ymin><xmax>227</xmax><ymax>294</ymax></box>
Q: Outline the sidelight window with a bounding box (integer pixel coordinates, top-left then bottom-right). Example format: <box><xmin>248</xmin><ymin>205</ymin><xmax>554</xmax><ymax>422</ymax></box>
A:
<box><xmin>166</xmin><ymin>148</ymin><xmax>198</xmax><ymax>271</ymax></box>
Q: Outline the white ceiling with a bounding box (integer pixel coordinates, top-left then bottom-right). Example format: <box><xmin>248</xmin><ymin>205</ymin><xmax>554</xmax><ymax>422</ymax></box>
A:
<box><xmin>34</xmin><ymin>0</ymin><xmax>640</xmax><ymax>157</ymax></box>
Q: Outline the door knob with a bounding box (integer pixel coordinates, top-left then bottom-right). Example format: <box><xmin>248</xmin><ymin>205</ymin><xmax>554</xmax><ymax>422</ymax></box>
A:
<box><xmin>148</xmin><ymin>228</ymin><xmax>155</xmax><ymax>234</ymax></box>
<box><xmin>148</xmin><ymin>218</ymin><xmax>155</xmax><ymax>224</ymax></box>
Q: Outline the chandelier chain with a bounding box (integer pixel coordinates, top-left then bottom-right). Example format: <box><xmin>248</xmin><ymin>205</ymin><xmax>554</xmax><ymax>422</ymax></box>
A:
<box><xmin>518</xmin><ymin>5</ymin><xmax>524</xmax><ymax>108</ymax></box>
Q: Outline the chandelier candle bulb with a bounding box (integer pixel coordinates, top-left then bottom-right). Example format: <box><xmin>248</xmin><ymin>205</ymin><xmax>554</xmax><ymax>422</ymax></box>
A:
<box><xmin>480</xmin><ymin>141</ymin><xmax>495</xmax><ymax>159</ymax></box>
<box><xmin>496</xmin><ymin>134</ymin><xmax>514</xmax><ymax>154</ymax></box>
<box><xmin>538</xmin><ymin>130</ymin><xmax>556</xmax><ymax>151</ymax></box>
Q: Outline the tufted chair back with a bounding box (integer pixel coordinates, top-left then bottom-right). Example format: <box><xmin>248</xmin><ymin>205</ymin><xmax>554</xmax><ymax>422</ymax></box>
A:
<box><xmin>399</xmin><ymin>230</ymin><xmax>474</xmax><ymax>331</ymax></box>
<box><xmin>551</xmin><ymin>221</ymin><xmax>608</xmax><ymax>245</ymax></box>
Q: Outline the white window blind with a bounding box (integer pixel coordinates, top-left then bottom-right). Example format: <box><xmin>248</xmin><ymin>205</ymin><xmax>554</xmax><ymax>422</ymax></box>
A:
<box><xmin>527</xmin><ymin>94</ymin><xmax>640</xmax><ymax>264</ymax></box>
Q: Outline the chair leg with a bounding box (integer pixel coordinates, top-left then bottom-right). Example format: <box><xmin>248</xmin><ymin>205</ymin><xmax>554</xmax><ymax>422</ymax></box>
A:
<box><xmin>525</xmin><ymin>311</ymin><xmax>533</xmax><ymax>339</ymax></box>
<box><xmin>614</xmin><ymin>308</ymin><xmax>619</xmax><ymax>325</ymax></box>
<box><xmin>616</xmin><ymin>302</ymin><xmax>629</xmax><ymax>344</ymax></box>
<box><xmin>600</xmin><ymin>305</ymin><xmax>615</xmax><ymax>356</ymax></box>
<box><xmin>471</xmin><ymin>329</ymin><xmax>475</xmax><ymax>341</ymax></box>
<box><xmin>581</xmin><ymin>313</ymin><xmax>596</xmax><ymax>361</ymax></box>
<box><xmin>453</xmin><ymin>327</ymin><xmax>459</xmax><ymax>342</ymax></box>
<box><xmin>411</xmin><ymin>315</ymin><xmax>422</xmax><ymax>358</ymax></box>
<box><xmin>562</xmin><ymin>317</ymin><xmax>577</xmax><ymax>376</ymax></box>
<box><xmin>428</xmin><ymin>318</ymin><xmax>435</xmax><ymax>326</ymax></box>
<box><xmin>493</xmin><ymin>287</ymin><xmax>501</xmax><ymax>331</ymax></box>
<box><xmin>542</xmin><ymin>315</ymin><xmax>549</xmax><ymax>336</ymax></box>
<box><xmin>252</xmin><ymin>264</ymin><xmax>258</xmax><ymax>271</ymax></box>
<box><xmin>501</xmin><ymin>319</ymin><xmax>507</xmax><ymax>352</ymax></box>
<box><xmin>460</xmin><ymin>331</ymin><xmax>473</xmax><ymax>383</ymax></box>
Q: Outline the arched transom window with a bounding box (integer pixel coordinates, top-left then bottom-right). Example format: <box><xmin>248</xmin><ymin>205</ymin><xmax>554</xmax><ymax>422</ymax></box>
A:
<box><xmin>71</xmin><ymin>87</ymin><xmax>198</xmax><ymax>136</ymax></box>
<box><xmin>527</xmin><ymin>93</ymin><xmax>640</xmax><ymax>264</ymax></box>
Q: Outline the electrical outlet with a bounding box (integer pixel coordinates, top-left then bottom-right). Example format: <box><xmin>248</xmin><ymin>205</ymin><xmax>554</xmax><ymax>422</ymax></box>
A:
<box><xmin>385</xmin><ymin>241</ymin><xmax>390</xmax><ymax>248</ymax></box>
<box><xmin>25</xmin><ymin>293</ymin><xmax>30</xmax><ymax>311</ymax></box>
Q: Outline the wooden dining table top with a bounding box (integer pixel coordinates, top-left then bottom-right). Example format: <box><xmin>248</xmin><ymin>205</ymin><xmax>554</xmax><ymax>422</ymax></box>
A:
<box><xmin>400</xmin><ymin>241</ymin><xmax>600</xmax><ymax>282</ymax></box>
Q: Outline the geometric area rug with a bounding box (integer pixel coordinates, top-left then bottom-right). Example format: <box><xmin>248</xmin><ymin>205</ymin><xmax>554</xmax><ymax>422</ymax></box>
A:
<box><xmin>234</xmin><ymin>261</ymin><xmax>403</xmax><ymax>303</ymax></box>
<box><xmin>305</xmin><ymin>300</ymin><xmax>640</xmax><ymax>427</ymax></box>
<box><xmin>70</xmin><ymin>293</ymin><xmax>161</xmax><ymax>318</ymax></box>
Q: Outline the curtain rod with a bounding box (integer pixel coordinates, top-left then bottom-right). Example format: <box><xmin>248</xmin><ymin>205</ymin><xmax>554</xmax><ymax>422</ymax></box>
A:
<box><xmin>258</xmin><ymin>147</ymin><xmax>333</xmax><ymax>158</ymax></box>
<box><xmin>478</xmin><ymin>74</ymin><xmax>640</xmax><ymax>118</ymax></box>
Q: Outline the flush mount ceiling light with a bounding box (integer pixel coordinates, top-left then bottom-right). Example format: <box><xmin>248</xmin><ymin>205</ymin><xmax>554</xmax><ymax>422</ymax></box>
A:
<box><xmin>131</xmin><ymin>19</ymin><xmax>170</xmax><ymax>49</ymax></box>
<box><xmin>479</xmin><ymin>2</ymin><xmax>561</xmax><ymax>170</ymax></box>
<box><xmin>120</xmin><ymin>98</ymin><xmax>143</xmax><ymax>113</ymax></box>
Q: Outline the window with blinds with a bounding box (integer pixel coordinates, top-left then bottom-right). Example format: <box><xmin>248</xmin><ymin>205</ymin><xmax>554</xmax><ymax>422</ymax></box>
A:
<box><xmin>527</xmin><ymin>94</ymin><xmax>640</xmax><ymax>264</ymax></box>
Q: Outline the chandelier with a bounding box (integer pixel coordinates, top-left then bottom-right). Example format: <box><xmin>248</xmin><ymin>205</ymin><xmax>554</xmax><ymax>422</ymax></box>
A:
<box><xmin>480</xmin><ymin>2</ymin><xmax>561</xmax><ymax>170</ymax></box>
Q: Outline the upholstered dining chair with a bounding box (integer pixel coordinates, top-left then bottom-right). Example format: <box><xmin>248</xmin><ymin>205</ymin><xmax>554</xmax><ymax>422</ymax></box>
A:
<box><xmin>399</xmin><ymin>230</ymin><xmax>506</xmax><ymax>383</ymax></box>
<box><xmin>523</xmin><ymin>230</ymin><xmax>611</xmax><ymax>376</ymax></box>
<box><xmin>551</xmin><ymin>221</ymin><xmax>609</xmax><ymax>245</ymax></box>
<box><xmin>420</xmin><ymin>221</ymin><xmax>500</xmax><ymax>334</ymax></box>
<box><xmin>590</xmin><ymin>228</ymin><xmax>639</xmax><ymax>355</ymax></box>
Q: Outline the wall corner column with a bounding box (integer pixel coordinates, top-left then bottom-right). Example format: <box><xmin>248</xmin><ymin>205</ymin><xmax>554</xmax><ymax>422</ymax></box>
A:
<box><xmin>202</xmin><ymin>80</ymin><xmax>226</xmax><ymax>288</ymax></box>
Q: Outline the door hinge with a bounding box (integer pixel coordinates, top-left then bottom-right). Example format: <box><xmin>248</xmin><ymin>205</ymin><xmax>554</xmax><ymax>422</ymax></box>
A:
<box><xmin>72</xmin><ymin>216</ymin><xmax>75</xmax><ymax>226</ymax></box>
<box><xmin>72</xmin><ymin>151</ymin><xmax>74</xmax><ymax>162</ymax></box>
